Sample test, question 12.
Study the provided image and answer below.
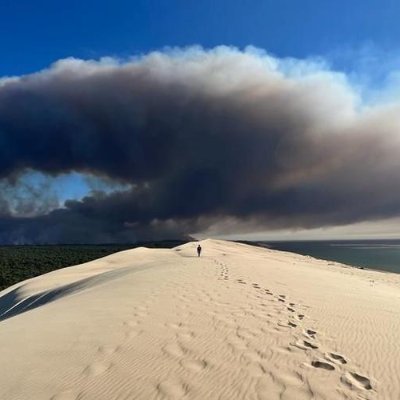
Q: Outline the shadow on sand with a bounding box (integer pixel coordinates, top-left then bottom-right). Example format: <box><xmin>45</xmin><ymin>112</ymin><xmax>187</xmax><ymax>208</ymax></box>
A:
<box><xmin>0</xmin><ymin>266</ymin><xmax>141</xmax><ymax>322</ymax></box>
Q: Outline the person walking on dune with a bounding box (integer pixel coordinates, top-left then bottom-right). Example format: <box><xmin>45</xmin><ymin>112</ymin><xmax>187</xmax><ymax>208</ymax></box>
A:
<box><xmin>197</xmin><ymin>244</ymin><xmax>202</xmax><ymax>257</ymax></box>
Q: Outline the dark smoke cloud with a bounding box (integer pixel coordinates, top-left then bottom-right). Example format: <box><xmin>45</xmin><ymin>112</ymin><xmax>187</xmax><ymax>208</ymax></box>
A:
<box><xmin>1</xmin><ymin>46</ymin><xmax>400</xmax><ymax>243</ymax></box>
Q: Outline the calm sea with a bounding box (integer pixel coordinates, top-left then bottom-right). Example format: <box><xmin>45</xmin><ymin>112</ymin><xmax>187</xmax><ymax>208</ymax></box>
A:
<box><xmin>257</xmin><ymin>240</ymin><xmax>400</xmax><ymax>274</ymax></box>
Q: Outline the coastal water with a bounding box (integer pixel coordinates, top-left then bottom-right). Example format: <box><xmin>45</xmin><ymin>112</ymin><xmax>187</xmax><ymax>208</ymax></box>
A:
<box><xmin>259</xmin><ymin>240</ymin><xmax>400</xmax><ymax>274</ymax></box>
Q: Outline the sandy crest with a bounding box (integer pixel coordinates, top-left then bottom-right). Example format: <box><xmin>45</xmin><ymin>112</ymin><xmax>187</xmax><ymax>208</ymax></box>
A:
<box><xmin>0</xmin><ymin>239</ymin><xmax>399</xmax><ymax>399</ymax></box>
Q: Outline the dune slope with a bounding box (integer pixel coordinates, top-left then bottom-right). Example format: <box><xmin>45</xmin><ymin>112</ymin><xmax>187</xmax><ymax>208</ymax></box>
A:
<box><xmin>1</xmin><ymin>239</ymin><xmax>399</xmax><ymax>400</ymax></box>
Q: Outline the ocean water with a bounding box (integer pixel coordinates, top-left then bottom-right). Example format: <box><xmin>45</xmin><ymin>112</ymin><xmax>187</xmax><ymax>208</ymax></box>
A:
<box><xmin>259</xmin><ymin>240</ymin><xmax>400</xmax><ymax>274</ymax></box>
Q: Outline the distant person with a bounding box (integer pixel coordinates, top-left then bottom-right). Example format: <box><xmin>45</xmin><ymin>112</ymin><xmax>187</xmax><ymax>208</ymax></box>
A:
<box><xmin>197</xmin><ymin>244</ymin><xmax>202</xmax><ymax>257</ymax></box>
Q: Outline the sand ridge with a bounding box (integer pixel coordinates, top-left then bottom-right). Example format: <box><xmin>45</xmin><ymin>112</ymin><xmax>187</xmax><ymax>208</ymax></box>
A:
<box><xmin>0</xmin><ymin>239</ymin><xmax>399</xmax><ymax>399</ymax></box>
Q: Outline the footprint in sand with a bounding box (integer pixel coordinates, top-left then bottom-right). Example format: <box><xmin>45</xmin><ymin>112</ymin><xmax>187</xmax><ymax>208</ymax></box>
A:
<box><xmin>328</xmin><ymin>352</ymin><xmax>347</xmax><ymax>365</ymax></box>
<box><xmin>162</xmin><ymin>342</ymin><xmax>186</xmax><ymax>358</ymax></box>
<box><xmin>311</xmin><ymin>360</ymin><xmax>335</xmax><ymax>371</ymax></box>
<box><xmin>294</xmin><ymin>340</ymin><xmax>319</xmax><ymax>350</ymax></box>
<box><xmin>227</xmin><ymin>337</ymin><xmax>248</xmax><ymax>352</ymax></box>
<box><xmin>303</xmin><ymin>329</ymin><xmax>317</xmax><ymax>341</ymax></box>
<box><xmin>166</xmin><ymin>322</ymin><xmax>185</xmax><ymax>330</ymax></box>
<box><xmin>278</xmin><ymin>321</ymin><xmax>292</xmax><ymax>329</ymax></box>
<box><xmin>288</xmin><ymin>321</ymin><xmax>297</xmax><ymax>328</ymax></box>
<box><xmin>341</xmin><ymin>372</ymin><xmax>373</xmax><ymax>390</ymax></box>
<box><xmin>180</xmin><ymin>359</ymin><xmax>208</xmax><ymax>372</ymax></box>
<box><xmin>214</xmin><ymin>315</ymin><xmax>236</xmax><ymax>328</ymax></box>
<box><xmin>177</xmin><ymin>331</ymin><xmax>196</xmax><ymax>341</ymax></box>
<box><xmin>157</xmin><ymin>380</ymin><xmax>189</xmax><ymax>398</ymax></box>
<box><xmin>132</xmin><ymin>311</ymin><xmax>147</xmax><ymax>318</ymax></box>
<box><xmin>252</xmin><ymin>283</ymin><xmax>261</xmax><ymax>289</ymax></box>
<box><xmin>237</xmin><ymin>328</ymin><xmax>257</xmax><ymax>340</ymax></box>
<box><xmin>132</xmin><ymin>303</ymin><xmax>148</xmax><ymax>313</ymax></box>
<box><xmin>237</xmin><ymin>279</ymin><xmax>246</xmax><ymax>285</ymax></box>
<box><xmin>123</xmin><ymin>320</ymin><xmax>139</xmax><ymax>328</ymax></box>
<box><xmin>242</xmin><ymin>350</ymin><xmax>263</xmax><ymax>363</ymax></box>
<box><xmin>97</xmin><ymin>344</ymin><xmax>120</xmax><ymax>356</ymax></box>
<box><xmin>83</xmin><ymin>361</ymin><xmax>113</xmax><ymax>377</ymax></box>
<box><xmin>303</xmin><ymin>340</ymin><xmax>318</xmax><ymax>349</ymax></box>
<box><xmin>297</xmin><ymin>314</ymin><xmax>305</xmax><ymax>320</ymax></box>
<box><xmin>124</xmin><ymin>329</ymin><xmax>141</xmax><ymax>340</ymax></box>
<box><xmin>287</xmin><ymin>307</ymin><xmax>295</xmax><ymax>312</ymax></box>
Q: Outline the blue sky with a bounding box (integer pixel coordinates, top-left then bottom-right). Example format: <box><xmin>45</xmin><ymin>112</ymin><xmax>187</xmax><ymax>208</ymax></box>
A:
<box><xmin>1</xmin><ymin>0</ymin><xmax>400</xmax><ymax>76</ymax></box>
<box><xmin>2</xmin><ymin>0</ymin><xmax>400</xmax><ymax>240</ymax></box>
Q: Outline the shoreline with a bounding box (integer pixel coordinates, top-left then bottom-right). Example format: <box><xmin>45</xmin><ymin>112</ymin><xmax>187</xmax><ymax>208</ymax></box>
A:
<box><xmin>239</xmin><ymin>239</ymin><xmax>400</xmax><ymax>276</ymax></box>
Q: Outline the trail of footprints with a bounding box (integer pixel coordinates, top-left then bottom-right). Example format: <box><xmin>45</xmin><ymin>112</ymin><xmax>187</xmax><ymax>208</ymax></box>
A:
<box><xmin>162</xmin><ymin>323</ymin><xmax>208</xmax><ymax>373</ymax></box>
<box><xmin>234</xmin><ymin>277</ymin><xmax>375</xmax><ymax>394</ymax></box>
<box><xmin>51</xmin><ymin>304</ymin><xmax>150</xmax><ymax>400</ymax></box>
<box><xmin>52</xmin><ymin>257</ymin><xmax>374</xmax><ymax>399</ymax></box>
<box><xmin>215</xmin><ymin>259</ymin><xmax>230</xmax><ymax>281</ymax></box>
<box><xmin>154</xmin><ymin>275</ymin><xmax>228</xmax><ymax>399</ymax></box>
<box><xmin>158</xmin><ymin>317</ymin><xmax>210</xmax><ymax>398</ymax></box>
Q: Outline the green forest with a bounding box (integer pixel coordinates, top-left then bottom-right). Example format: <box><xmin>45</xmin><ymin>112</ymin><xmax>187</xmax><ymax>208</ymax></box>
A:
<box><xmin>0</xmin><ymin>241</ymin><xmax>186</xmax><ymax>291</ymax></box>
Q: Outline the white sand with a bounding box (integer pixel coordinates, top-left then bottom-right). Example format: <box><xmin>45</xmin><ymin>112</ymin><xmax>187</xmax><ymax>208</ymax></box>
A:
<box><xmin>0</xmin><ymin>239</ymin><xmax>399</xmax><ymax>400</ymax></box>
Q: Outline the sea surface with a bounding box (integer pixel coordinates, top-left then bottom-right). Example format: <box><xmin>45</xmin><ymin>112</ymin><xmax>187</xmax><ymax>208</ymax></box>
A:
<box><xmin>258</xmin><ymin>240</ymin><xmax>400</xmax><ymax>274</ymax></box>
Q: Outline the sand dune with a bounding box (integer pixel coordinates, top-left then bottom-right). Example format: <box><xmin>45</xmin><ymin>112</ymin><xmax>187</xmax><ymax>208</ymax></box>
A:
<box><xmin>1</xmin><ymin>239</ymin><xmax>399</xmax><ymax>399</ymax></box>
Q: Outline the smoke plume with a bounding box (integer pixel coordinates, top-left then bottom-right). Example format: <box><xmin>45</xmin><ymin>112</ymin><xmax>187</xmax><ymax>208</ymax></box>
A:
<box><xmin>1</xmin><ymin>46</ymin><xmax>400</xmax><ymax>243</ymax></box>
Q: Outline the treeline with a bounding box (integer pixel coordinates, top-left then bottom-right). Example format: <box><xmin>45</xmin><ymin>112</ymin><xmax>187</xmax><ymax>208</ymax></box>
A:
<box><xmin>0</xmin><ymin>240</ymin><xmax>187</xmax><ymax>292</ymax></box>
